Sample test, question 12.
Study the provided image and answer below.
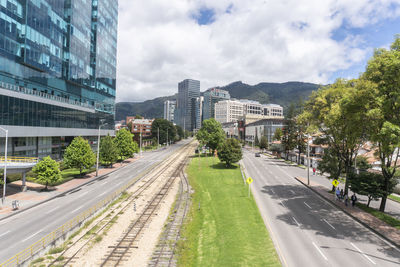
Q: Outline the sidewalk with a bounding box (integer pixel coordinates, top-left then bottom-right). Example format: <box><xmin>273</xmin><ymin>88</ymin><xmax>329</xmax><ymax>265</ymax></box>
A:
<box><xmin>295</xmin><ymin>176</ymin><xmax>400</xmax><ymax>247</ymax></box>
<box><xmin>0</xmin><ymin>157</ymin><xmax>138</xmax><ymax>219</ymax></box>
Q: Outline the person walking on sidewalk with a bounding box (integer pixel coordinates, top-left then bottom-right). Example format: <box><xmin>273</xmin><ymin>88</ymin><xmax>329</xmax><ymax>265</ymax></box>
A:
<box><xmin>336</xmin><ymin>187</ymin><xmax>341</xmax><ymax>201</ymax></box>
<box><xmin>344</xmin><ymin>194</ymin><xmax>349</xmax><ymax>206</ymax></box>
<box><xmin>313</xmin><ymin>167</ymin><xmax>316</xmax><ymax>175</ymax></box>
<box><xmin>340</xmin><ymin>189</ymin><xmax>344</xmax><ymax>200</ymax></box>
<box><xmin>351</xmin><ymin>193</ymin><xmax>357</xmax><ymax>207</ymax></box>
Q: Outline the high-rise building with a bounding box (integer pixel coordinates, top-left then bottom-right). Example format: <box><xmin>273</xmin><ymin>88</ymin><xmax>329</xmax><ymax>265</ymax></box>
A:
<box><xmin>195</xmin><ymin>96</ymin><xmax>203</xmax><ymax>130</ymax></box>
<box><xmin>175</xmin><ymin>79</ymin><xmax>200</xmax><ymax>131</ymax></box>
<box><xmin>0</xmin><ymin>0</ymin><xmax>118</xmax><ymax>159</ymax></box>
<box><xmin>202</xmin><ymin>88</ymin><xmax>230</xmax><ymax>121</ymax></box>
<box><xmin>163</xmin><ymin>100</ymin><xmax>176</xmax><ymax>123</ymax></box>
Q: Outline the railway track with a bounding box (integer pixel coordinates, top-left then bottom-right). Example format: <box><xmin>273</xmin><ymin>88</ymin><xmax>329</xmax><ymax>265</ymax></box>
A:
<box><xmin>45</xmin><ymin>142</ymin><xmax>193</xmax><ymax>267</ymax></box>
<box><xmin>148</xmin><ymin>158</ymin><xmax>191</xmax><ymax>267</ymax></box>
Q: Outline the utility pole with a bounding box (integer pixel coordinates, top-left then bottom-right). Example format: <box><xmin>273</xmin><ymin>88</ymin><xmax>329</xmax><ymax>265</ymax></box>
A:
<box><xmin>96</xmin><ymin>124</ymin><xmax>101</xmax><ymax>177</ymax></box>
<box><xmin>167</xmin><ymin>128</ymin><xmax>168</xmax><ymax>147</ymax></box>
<box><xmin>140</xmin><ymin>126</ymin><xmax>142</xmax><ymax>156</ymax></box>
<box><xmin>157</xmin><ymin>127</ymin><xmax>159</xmax><ymax>149</ymax></box>
<box><xmin>307</xmin><ymin>134</ymin><xmax>310</xmax><ymax>185</ymax></box>
<box><xmin>0</xmin><ymin>127</ymin><xmax>8</xmax><ymax>205</ymax></box>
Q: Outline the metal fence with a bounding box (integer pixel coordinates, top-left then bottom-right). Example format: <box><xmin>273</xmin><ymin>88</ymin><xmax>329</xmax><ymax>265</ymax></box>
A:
<box><xmin>0</xmin><ymin>157</ymin><xmax>38</xmax><ymax>164</ymax></box>
<box><xmin>0</xmin><ymin>166</ymin><xmax>146</xmax><ymax>267</ymax></box>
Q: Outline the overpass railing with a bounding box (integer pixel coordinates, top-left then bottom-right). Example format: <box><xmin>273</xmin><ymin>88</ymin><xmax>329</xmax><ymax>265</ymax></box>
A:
<box><xmin>0</xmin><ymin>157</ymin><xmax>38</xmax><ymax>164</ymax></box>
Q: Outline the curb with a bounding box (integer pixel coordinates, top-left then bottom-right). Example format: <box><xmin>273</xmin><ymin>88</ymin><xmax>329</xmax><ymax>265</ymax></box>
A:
<box><xmin>0</xmin><ymin>157</ymin><xmax>138</xmax><ymax>222</ymax></box>
<box><xmin>295</xmin><ymin>177</ymin><xmax>400</xmax><ymax>249</ymax></box>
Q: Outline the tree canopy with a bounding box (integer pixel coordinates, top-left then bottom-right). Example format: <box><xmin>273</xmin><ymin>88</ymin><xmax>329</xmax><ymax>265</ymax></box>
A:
<box><xmin>33</xmin><ymin>156</ymin><xmax>62</xmax><ymax>190</ymax></box>
<box><xmin>100</xmin><ymin>134</ymin><xmax>118</xmax><ymax>167</ymax></box>
<box><xmin>151</xmin><ymin>118</ymin><xmax>176</xmax><ymax>145</ymax></box>
<box><xmin>114</xmin><ymin>128</ymin><xmax>137</xmax><ymax>160</ymax></box>
<box><xmin>259</xmin><ymin>136</ymin><xmax>268</xmax><ymax>150</ymax></box>
<box><xmin>218</xmin><ymin>138</ymin><xmax>243</xmax><ymax>167</ymax></box>
<box><xmin>64</xmin><ymin>136</ymin><xmax>96</xmax><ymax>175</ymax></box>
<box><xmin>196</xmin><ymin>118</ymin><xmax>225</xmax><ymax>153</ymax></box>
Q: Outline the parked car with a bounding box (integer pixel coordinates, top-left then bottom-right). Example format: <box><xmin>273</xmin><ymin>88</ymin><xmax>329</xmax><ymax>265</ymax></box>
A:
<box><xmin>255</xmin><ymin>153</ymin><xmax>261</xmax><ymax>157</ymax></box>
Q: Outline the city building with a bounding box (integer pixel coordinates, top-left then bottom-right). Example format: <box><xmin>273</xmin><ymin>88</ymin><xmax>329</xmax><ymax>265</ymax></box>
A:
<box><xmin>215</xmin><ymin>99</ymin><xmax>245</xmax><ymax>124</ymax></box>
<box><xmin>0</xmin><ymin>0</ymin><xmax>118</xmax><ymax>159</ymax></box>
<box><xmin>174</xmin><ymin>79</ymin><xmax>200</xmax><ymax>131</ymax></box>
<box><xmin>240</xmin><ymin>99</ymin><xmax>263</xmax><ymax>115</ymax></box>
<box><xmin>126</xmin><ymin>118</ymin><xmax>154</xmax><ymax>142</ymax></box>
<box><xmin>202</xmin><ymin>88</ymin><xmax>230</xmax><ymax>121</ymax></box>
<box><xmin>245</xmin><ymin>118</ymin><xmax>285</xmax><ymax>144</ymax></box>
<box><xmin>195</xmin><ymin>96</ymin><xmax>203</xmax><ymax>130</ymax></box>
<box><xmin>263</xmin><ymin>104</ymin><xmax>283</xmax><ymax>117</ymax></box>
<box><xmin>163</xmin><ymin>100</ymin><xmax>176</xmax><ymax>123</ymax></box>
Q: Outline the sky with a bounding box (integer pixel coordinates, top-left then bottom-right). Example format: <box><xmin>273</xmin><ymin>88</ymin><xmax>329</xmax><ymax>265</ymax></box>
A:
<box><xmin>116</xmin><ymin>0</ymin><xmax>400</xmax><ymax>102</ymax></box>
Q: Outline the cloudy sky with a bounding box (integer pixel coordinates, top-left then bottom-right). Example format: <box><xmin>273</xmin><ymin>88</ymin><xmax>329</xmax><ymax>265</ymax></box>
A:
<box><xmin>116</xmin><ymin>0</ymin><xmax>400</xmax><ymax>102</ymax></box>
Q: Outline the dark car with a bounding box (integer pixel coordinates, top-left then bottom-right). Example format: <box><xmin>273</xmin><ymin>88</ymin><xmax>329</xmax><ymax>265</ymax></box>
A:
<box><xmin>255</xmin><ymin>153</ymin><xmax>261</xmax><ymax>157</ymax></box>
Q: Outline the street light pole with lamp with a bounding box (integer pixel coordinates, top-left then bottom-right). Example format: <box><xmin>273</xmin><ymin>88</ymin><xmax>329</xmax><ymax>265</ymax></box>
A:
<box><xmin>0</xmin><ymin>127</ymin><xmax>8</xmax><ymax>205</ymax></box>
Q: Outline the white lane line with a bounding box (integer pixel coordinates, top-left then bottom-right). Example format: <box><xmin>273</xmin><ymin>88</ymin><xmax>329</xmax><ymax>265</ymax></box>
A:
<box><xmin>280</xmin><ymin>201</ymin><xmax>286</xmax><ymax>208</ymax></box>
<box><xmin>270</xmin><ymin>189</ymin><xmax>275</xmax><ymax>194</ymax></box>
<box><xmin>290</xmin><ymin>190</ymin><xmax>296</xmax><ymax>194</ymax></box>
<box><xmin>45</xmin><ymin>206</ymin><xmax>59</xmax><ymax>215</ymax></box>
<box><xmin>304</xmin><ymin>202</ymin><xmax>312</xmax><ymax>209</ymax></box>
<box><xmin>292</xmin><ymin>217</ymin><xmax>301</xmax><ymax>227</ymax></box>
<box><xmin>80</xmin><ymin>190</ymin><xmax>91</xmax><ymax>197</ymax></box>
<box><xmin>101</xmin><ymin>181</ymin><xmax>108</xmax><ymax>186</ymax></box>
<box><xmin>312</xmin><ymin>242</ymin><xmax>328</xmax><ymax>261</ymax></box>
<box><xmin>71</xmin><ymin>205</ymin><xmax>84</xmax><ymax>214</ymax></box>
<box><xmin>0</xmin><ymin>230</ymin><xmax>10</xmax><ymax>238</ymax></box>
<box><xmin>99</xmin><ymin>191</ymin><xmax>107</xmax><ymax>197</ymax></box>
<box><xmin>323</xmin><ymin>219</ymin><xmax>336</xmax><ymax>230</ymax></box>
<box><xmin>22</xmin><ymin>230</ymin><xmax>41</xmax><ymax>242</ymax></box>
<box><xmin>350</xmin><ymin>242</ymin><xmax>376</xmax><ymax>265</ymax></box>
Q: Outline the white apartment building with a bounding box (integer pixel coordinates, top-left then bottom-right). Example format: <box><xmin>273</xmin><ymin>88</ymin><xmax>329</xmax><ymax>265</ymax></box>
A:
<box><xmin>240</xmin><ymin>99</ymin><xmax>263</xmax><ymax>115</ymax></box>
<box><xmin>215</xmin><ymin>100</ymin><xmax>245</xmax><ymax>123</ymax></box>
<box><xmin>263</xmin><ymin>104</ymin><xmax>283</xmax><ymax>117</ymax></box>
<box><xmin>163</xmin><ymin>100</ymin><xmax>176</xmax><ymax>123</ymax></box>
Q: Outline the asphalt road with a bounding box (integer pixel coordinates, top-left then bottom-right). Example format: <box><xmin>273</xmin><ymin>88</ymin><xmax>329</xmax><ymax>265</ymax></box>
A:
<box><xmin>0</xmin><ymin>140</ymin><xmax>191</xmax><ymax>262</ymax></box>
<box><xmin>242</xmin><ymin>149</ymin><xmax>400</xmax><ymax>267</ymax></box>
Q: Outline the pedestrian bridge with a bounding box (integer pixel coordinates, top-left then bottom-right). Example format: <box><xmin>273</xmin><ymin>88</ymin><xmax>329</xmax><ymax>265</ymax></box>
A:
<box><xmin>0</xmin><ymin>157</ymin><xmax>38</xmax><ymax>172</ymax></box>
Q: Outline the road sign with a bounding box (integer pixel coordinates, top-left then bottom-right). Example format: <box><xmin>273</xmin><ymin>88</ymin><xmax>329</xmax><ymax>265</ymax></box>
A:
<box><xmin>332</xmin><ymin>179</ymin><xmax>339</xmax><ymax>187</ymax></box>
<box><xmin>246</xmin><ymin>177</ymin><xmax>253</xmax><ymax>185</ymax></box>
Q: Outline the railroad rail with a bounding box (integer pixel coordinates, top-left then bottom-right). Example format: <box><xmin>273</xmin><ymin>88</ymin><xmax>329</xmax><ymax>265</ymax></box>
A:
<box><xmin>45</xmin><ymin>142</ymin><xmax>193</xmax><ymax>267</ymax></box>
<box><xmin>100</xmin><ymin>154</ymin><xmax>189</xmax><ymax>267</ymax></box>
<box><xmin>149</xmin><ymin>158</ymin><xmax>191</xmax><ymax>267</ymax></box>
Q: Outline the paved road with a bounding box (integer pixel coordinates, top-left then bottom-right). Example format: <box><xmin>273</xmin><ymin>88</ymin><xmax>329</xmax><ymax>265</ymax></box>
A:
<box><xmin>0</xmin><ymin>140</ymin><xmax>190</xmax><ymax>262</ymax></box>
<box><xmin>242</xmin><ymin>150</ymin><xmax>400</xmax><ymax>267</ymax></box>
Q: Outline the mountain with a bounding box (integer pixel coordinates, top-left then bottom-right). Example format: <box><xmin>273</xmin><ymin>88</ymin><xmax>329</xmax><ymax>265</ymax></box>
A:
<box><xmin>115</xmin><ymin>81</ymin><xmax>322</xmax><ymax>121</ymax></box>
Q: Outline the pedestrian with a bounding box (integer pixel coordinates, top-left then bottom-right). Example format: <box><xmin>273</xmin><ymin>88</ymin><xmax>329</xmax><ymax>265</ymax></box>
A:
<box><xmin>344</xmin><ymin>194</ymin><xmax>349</xmax><ymax>206</ymax></box>
<box><xmin>351</xmin><ymin>193</ymin><xmax>357</xmax><ymax>207</ymax></box>
<box><xmin>313</xmin><ymin>167</ymin><xmax>316</xmax><ymax>175</ymax></box>
<box><xmin>335</xmin><ymin>187</ymin><xmax>341</xmax><ymax>201</ymax></box>
<box><xmin>340</xmin><ymin>189</ymin><xmax>344</xmax><ymax>200</ymax></box>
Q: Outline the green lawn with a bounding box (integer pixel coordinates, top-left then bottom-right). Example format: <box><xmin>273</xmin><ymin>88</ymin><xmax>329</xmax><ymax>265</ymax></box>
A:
<box><xmin>388</xmin><ymin>194</ymin><xmax>400</xmax><ymax>203</ymax></box>
<box><xmin>356</xmin><ymin>203</ymin><xmax>400</xmax><ymax>230</ymax></box>
<box><xmin>178</xmin><ymin>156</ymin><xmax>281</xmax><ymax>267</ymax></box>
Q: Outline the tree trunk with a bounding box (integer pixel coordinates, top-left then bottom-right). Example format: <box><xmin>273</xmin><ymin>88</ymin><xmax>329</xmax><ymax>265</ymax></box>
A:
<box><xmin>331</xmin><ymin>185</ymin><xmax>335</xmax><ymax>192</ymax></box>
<box><xmin>298</xmin><ymin>149</ymin><xmax>301</xmax><ymax>165</ymax></box>
<box><xmin>80</xmin><ymin>166</ymin><xmax>82</xmax><ymax>176</ymax></box>
<box><xmin>367</xmin><ymin>196</ymin><xmax>372</xmax><ymax>207</ymax></box>
<box><xmin>45</xmin><ymin>181</ymin><xmax>48</xmax><ymax>191</ymax></box>
<box><xmin>379</xmin><ymin>195</ymin><xmax>387</xmax><ymax>212</ymax></box>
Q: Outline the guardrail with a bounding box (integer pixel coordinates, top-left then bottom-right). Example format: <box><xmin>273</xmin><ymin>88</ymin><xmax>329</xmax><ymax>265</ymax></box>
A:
<box><xmin>0</xmin><ymin>143</ymin><xmax>189</xmax><ymax>267</ymax></box>
<box><xmin>0</xmin><ymin>157</ymin><xmax>38</xmax><ymax>164</ymax></box>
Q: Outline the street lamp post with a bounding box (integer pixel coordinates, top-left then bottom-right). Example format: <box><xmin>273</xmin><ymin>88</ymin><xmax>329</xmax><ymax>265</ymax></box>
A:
<box><xmin>307</xmin><ymin>134</ymin><xmax>310</xmax><ymax>185</ymax></box>
<box><xmin>140</xmin><ymin>126</ymin><xmax>142</xmax><ymax>156</ymax></box>
<box><xmin>0</xmin><ymin>127</ymin><xmax>8</xmax><ymax>205</ymax></box>
<box><xmin>157</xmin><ymin>127</ymin><xmax>159</xmax><ymax>149</ymax></box>
<box><xmin>167</xmin><ymin>128</ymin><xmax>169</xmax><ymax>147</ymax></box>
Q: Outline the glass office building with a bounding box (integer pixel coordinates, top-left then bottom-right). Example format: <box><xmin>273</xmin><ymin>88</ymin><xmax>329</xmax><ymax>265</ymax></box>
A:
<box><xmin>0</xmin><ymin>0</ymin><xmax>118</xmax><ymax>159</ymax></box>
<box><xmin>202</xmin><ymin>88</ymin><xmax>230</xmax><ymax>121</ymax></box>
<box><xmin>175</xmin><ymin>79</ymin><xmax>200</xmax><ymax>132</ymax></box>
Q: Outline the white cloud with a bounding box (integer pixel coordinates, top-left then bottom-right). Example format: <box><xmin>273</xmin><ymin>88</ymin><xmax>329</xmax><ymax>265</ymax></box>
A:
<box><xmin>116</xmin><ymin>0</ymin><xmax>400</xmax><ymax>102</ymax></box>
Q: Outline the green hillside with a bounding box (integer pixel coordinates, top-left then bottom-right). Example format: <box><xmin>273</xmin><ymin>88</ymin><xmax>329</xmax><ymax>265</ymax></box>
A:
<box><xmin>115</xmin><ymin>81</ymin><xmax>322</xmax><ymax>120</ymax></box>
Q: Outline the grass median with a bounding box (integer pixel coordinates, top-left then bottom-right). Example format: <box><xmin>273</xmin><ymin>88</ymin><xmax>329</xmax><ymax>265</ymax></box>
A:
<box><xmin>177</xmin><ymin>156</ymin><xmax>281</xmax><ymax>267</ymax></box>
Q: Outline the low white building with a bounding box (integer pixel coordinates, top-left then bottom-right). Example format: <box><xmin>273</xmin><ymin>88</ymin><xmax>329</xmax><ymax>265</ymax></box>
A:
<box><xmin>215</xmin><ymin>99</ymin><xmax>245</xmax><ymax>123</ymax></box>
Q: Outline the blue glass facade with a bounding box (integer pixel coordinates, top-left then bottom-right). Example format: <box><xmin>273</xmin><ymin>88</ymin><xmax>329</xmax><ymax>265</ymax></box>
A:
<box><xmin>0</xmin><ymin>0</ymin><xmax>118</xmax><ymax>158</ymax></box>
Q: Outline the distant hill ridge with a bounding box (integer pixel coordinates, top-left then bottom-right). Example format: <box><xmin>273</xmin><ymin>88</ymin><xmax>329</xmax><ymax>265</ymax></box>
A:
<box><xmin>115</xmin><ymin>81</ymin><xmax>322</xmax><ymax>121</ymax></box>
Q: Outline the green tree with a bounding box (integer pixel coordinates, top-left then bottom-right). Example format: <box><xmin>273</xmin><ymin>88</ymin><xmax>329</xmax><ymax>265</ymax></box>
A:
<box><xmin>259</xmin><ymin>136</ymin><xmax>268</xmax><ymax>150</ymax></box>
<box><xmin>100</xmin><ymin>134</ymin><xmax>118</xmax><ymax>167</ymax></box>
<box><xmin>64</xmin><ymin>136</ymin><xmax>96</xmax><ymax>176</ymax></box>
<box><xmin>273</xmin><ymin>128</ymin><xmax>283</xmax><ymax>141</ymax></box>
<box><xmin>317</xmin><ymin>147</ymin><xmax>344</xmax><ymax>191</ymax></box>
<box><xmin>254</xmin><ymin>130</ymin><xmax>259</xmax><ymax>147</ymax></box>
<box><xmin>135</xmin><ymin>115</ymin><xmax>143</xmax><ymax>119</ymax></box>
<box><xmin>127</xmin><ymin>121</ymin><xmax>133</xmax><ymax>133</ymax></box>
<box><xmin>32</xmin><ymin>156</ymin><xmax>62</xmax><ymax>190</ymax></box>
<box><xmin>114</xmin><ymin>128</ymin><xmax>137</xmax><ymax>160</ymax></box>
<box><xmin>356</xmin><ymin>155</ymin><xmax>371</xmax><ymax>171</ymax></box>
<box><xmin>218</xmin><ymin>138</ymin><xmax>243</xmax><ymax>167</ymax></box>
<box><xmin>363</xmin><ymin>36</ymin><xmax>400</xmax><ymax>211</ymax></box>
<box><xmin>151</xmin><ymin>119</ymin><xmax>176</xmax><ymax>145</ymax></box>
<box><xmin>270</xmin><ymin>143</ymin><xmax>283</xmax><ymax>157</ymax></box>
<box><xmin>196</xmin><ymin>118</ymin><xmax>225</xmax><ymax>154</ymax></box>
<box><xmin>349</xmin><ymin>172</ymin><xmax>395</xmax><ymax>207</ymax></box>
<box><xmin>301</xmin><ymin>79</ymin><xmax>372</xmax><ymax>195</ymax></box>
<box><xmin>176</xmin><ymin>125</ymin><xmax>184</xmax><ymax>141</ymax></box>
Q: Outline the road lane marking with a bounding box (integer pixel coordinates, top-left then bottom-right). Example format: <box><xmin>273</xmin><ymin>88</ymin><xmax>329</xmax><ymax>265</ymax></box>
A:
<box><xmin>323</xmin><ymin>219</ymin><xmax>336</xmax><ymax>230</ymax></box>
<box><xmin>292</xmin><ymin>217</ymin><xmax>301</xmax><ymax>227</ymax></box>
<box><xmin>45</xmin><ymin>206</ymin><xmax>59</xmax><ymax>214</ymax></box>
<box><xmin>99</xmin><ymin>191</ymin><xmax>107</xmax><ymax>197</ymax></box>
<box><xmin>101</xmin><ymin>181</ymin><xmax>108</xmax><ymax>186</ymax></box>
<box><xmin>290</xmin><ymin>190</ymin><xmax>296</xmax><ymax>194</ymax></box>
<box><xmin>280</xmin><ymin>201</ymin><xmax>286</xmax><ymax>208</ymax></box>
<box><xmin>22</xmin><ymin>230</ymin><xmax>41</xmax><ymax>242</ymax></box>
<box><xmin>270</xmin><ymin>189</ymin><xmax>275</xmax><ymax>194</ymax></box>
<box><xmin>71</xmin><ymin>205</ymin><xmax>84</xmax><ymax>214</ymax></box>
<box><xmin>80</xmin><ymin>190</ymin><xmax>92</xmax><ymax>197</ymax></box>
<box><xmin>304</xmin><ymin>202</ymin><xmax>312</xmax><ymax>209</ymax></box>
<box><xmin>350</xmin><ymin>242</ymin><xmax>376</xmax><ymax>265</ymax></box>
<box><xmin>312</xmin><ymin>242</ymin><xmax>328</xmax><ymax>261</ymax></box>
<box><xmin>0</xmin><ymin>230</ymin><xmax>10</xmax><ymax>238</ymax></box>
